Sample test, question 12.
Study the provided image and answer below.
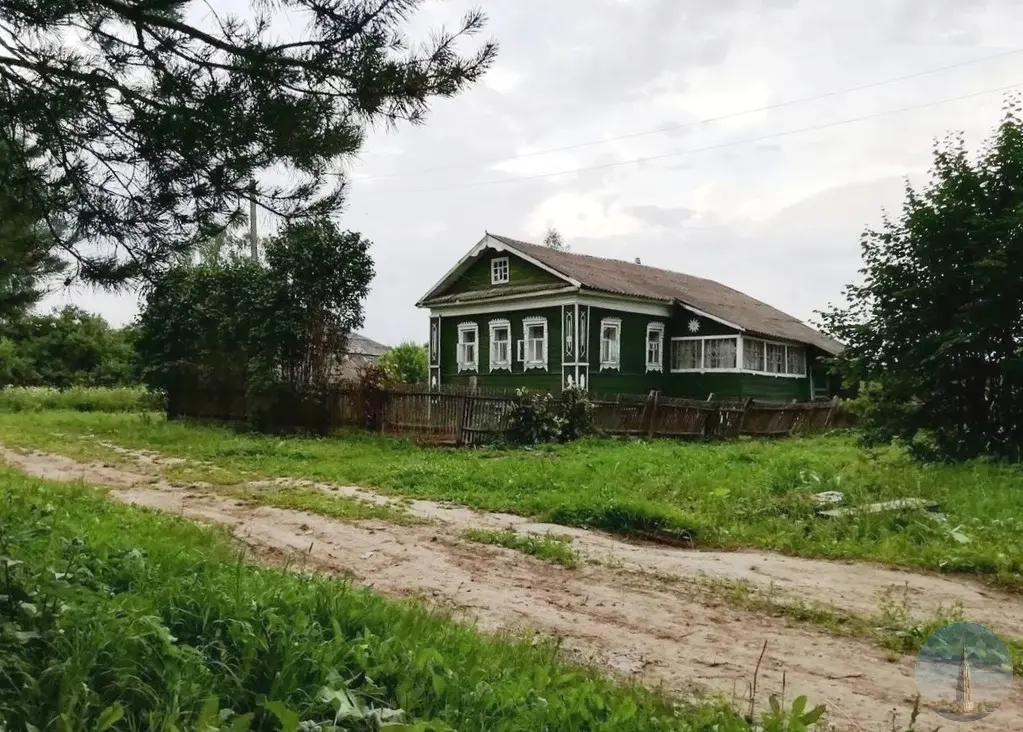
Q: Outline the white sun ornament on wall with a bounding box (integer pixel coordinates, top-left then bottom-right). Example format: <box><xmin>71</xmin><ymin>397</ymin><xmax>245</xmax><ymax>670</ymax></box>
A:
<box><xmin>688</xmin><ymin>318</ymin><xmax>700</xmax><ymax>333</ymax></box>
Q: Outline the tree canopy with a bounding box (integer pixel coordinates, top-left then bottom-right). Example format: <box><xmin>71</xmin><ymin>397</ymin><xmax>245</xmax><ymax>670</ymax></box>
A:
<box><xmin>543</xmin><ymin>226</ymin><xmax>568</xmax><ymax>252</ymax></box>
<box><xmin>0</xmin><ymin>0</ymin><xmax>496</xmax><ymax>285</ymax></box>
<box><xmin>0</xmin><ymin>134</ymin><xmax>65</xmax><ymax>321</ymax></box>
<box><xmin>0</xmin><ymin>306</ymin><xmax>138</xmax><ymax>388</ymax></box>
<box><xmin>820</xmin><ymin>102</ymin><xmax>1023</xmax><ymax>461</ymax></box>
<box><xmin>136</xmin><ymin>216</ymin><xmax>373</xmax><ymax>397</ymax></box>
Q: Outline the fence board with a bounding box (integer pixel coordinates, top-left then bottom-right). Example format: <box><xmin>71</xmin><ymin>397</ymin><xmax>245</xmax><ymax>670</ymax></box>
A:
<box><xmin>166</xmin><ymin>383</ymin><xmax>839</xmax><ymax>444</ymax></box>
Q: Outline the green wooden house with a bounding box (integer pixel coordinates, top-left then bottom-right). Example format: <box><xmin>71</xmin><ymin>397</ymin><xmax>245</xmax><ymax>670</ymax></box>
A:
<box><xmin>416</xmin><ymin>233</ymin><xmax>843</xmax><ymax>401</ymax></box>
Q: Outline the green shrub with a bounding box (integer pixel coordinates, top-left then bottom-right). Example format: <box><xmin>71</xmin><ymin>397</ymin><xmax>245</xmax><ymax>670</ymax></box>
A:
<box><xmin>505</xmin><ymin>389</ymin><xmax>562</xmax><ymax>445</ymax></box>
<box><xmin>505</xmin><ymin>387</ymin><xmax>593</xmax><ymax>446</ymax></box>
<box><xmin>558</xmin><ymin>386</ymin><xmax>593</xmax><ymax>442</ymax></box>
<box><xmin>0</xmin><ymin>386</ymin><xmax>161</xmax><ymax>413</ymax></box>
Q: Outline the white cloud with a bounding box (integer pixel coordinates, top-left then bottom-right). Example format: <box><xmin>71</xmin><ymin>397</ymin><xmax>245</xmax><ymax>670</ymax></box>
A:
<box><xmin>48</xmin><ymin>0</ymin><xmax>1023</xmax><ymax>346</ymax></box>
<box><xmin>526</xmin><ymin>191</ymin><xmax>645</xmax><ymax>239</ymax></box>
<box><xmin>483</xmin><ymin>66</ymin><xmax>523</xmax><ymax>94</ymax></box>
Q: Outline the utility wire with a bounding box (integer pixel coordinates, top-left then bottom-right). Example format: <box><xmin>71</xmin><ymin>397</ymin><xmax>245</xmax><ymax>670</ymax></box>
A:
<box><xmin>376</xmin><ymin>80</ymin><xmax>1023</xmax><ymax>195</ymax></box>
<box><xmin>354</xmin><ymin>47</ymin><xmax>1023</xmax><ymax>182</ymax></box>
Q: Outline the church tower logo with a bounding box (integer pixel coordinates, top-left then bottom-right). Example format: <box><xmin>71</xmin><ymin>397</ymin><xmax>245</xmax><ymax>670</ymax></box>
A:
<box><xmin>915</xmin><ymin>622</ymin><xmax>1014</xmax><ymax>722</ymax></box>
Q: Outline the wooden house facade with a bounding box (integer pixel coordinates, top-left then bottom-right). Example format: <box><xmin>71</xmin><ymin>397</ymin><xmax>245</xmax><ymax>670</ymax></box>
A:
<box><xmin>416</xmin><ymin>234</ymin><xmax>843</xmax><ymax>401</ymax></box>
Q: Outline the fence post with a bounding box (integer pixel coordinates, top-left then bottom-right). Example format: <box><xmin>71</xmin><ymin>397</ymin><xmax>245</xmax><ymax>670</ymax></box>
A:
<box><xmin>457</xmin><ymin>395</ymin><xmax>473</xmax><ymax>446</ymax></box>
<box><xmin>738</xmin><ymin>397</ymin><xmax>754</xmax><ymax>437</ymax></box>
<box><xmin>824</xmin><ymin>395</ymin><xmax>841</xmax><ymax>428</ymax></box>
<box><xmin>646</xmin><ymin>391</ymin><xmax>659</xmax><ymax>437</ymax></box>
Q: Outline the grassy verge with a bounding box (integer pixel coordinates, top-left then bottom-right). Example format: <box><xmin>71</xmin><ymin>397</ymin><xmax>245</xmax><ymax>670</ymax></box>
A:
<box><xmin>224</xmin><ymin>483</ymin><xmax>418</xmax><ymax>525</ymax></box>
<box><xmin>0</xmin><ymin>467</ymin><xmax>798</xmax><ymax>731</ymax></box>
<box><xmin>1</xmin><ymin>410</ymin><xmax>1021</xmax><ymax>589</ymax></box>
<box><xmin>0</xmin><ymin>386</ymin><xmax>161</xmax><ymax>413</ymax></box>
<box><xmin>671</xmin><ymin>574</ymin><xmax>1023</xmax><ymax>675</ymax></box>
<box><xmin>463</xmin><ymin>528</ymin><xmax>578</xmax><ymax>568</ymax></box>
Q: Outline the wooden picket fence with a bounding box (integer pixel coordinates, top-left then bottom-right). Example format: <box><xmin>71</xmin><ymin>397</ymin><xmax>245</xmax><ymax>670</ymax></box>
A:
<box><xmin>167</xmin><ymin>379</ymin><xmax>840</xmax><ymax>446</ymax></box>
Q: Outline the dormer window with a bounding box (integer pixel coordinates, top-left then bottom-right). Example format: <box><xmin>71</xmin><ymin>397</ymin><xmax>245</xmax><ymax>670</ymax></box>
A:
<box><xmin>491</xmin><ymin>256</ymin><xmax>509</xmax><ymax>285</ymax></box>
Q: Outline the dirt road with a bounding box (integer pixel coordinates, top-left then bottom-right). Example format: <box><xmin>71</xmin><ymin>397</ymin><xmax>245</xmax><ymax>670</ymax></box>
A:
<box><xmin>3</xmin><ymin>445</ymin><xmax>1020</xmax><ymax>732</ymax></box>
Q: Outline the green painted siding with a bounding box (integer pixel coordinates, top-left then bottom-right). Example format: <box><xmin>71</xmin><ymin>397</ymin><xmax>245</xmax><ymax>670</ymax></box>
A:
<box><xmin>439</xmin><ymin>307</ymin><xmax>562</xmax><ymax>391</ymax></box>
<box><xmin>431</xmin><ymin>296</ymin><xmax>823</xmax><ymax>402</ymax></box>
<box><xmin>739</xmin><ymin>374</ymin><xmax>811</xmax><ymax>402</ymax></box>
<box><xmin>445</xmin><ymin>251</ymin><xmax>563</xmax><ymax>295</ymax></box>
<box><xmin>660</xmin><ymin>373</ymin><xmax>739</xmax><ymax>400</ymax></box>
<box><xmin>586</xmin><ymin>306</ymin><xmax>666</xmax><ymax>396</ymax></box>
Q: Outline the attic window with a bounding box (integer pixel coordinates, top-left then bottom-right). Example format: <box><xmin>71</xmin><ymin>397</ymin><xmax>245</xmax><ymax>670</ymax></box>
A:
<box><xmin>491</xmin><ymin>257</ymin><xmax>509</xmax><ymax>285</ymax></box>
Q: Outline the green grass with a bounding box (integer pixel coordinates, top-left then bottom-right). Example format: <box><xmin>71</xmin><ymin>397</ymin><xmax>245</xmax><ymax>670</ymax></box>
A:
<box><xmin>0</xmin><ymin>386</ymin><xmax>160</xmax><ymax>413</ymax></box>
<box><xmin>225</xmin><ymin>483</ymin><xmax>419</xmax><ymax>525</ymax></box>
<box><xmin>2</xmin><ymin>410</ymin><xmax>1022</xmax><ymax>589</ymax></box>
<box><xmin>0</xmin><ymin>467</ymin><xmax>785</xmax><ymax>732</ymax></box>
<box><xmin>463</xmin><ymin>528</ymin><xmax>579</xmax><ymax>568</ymax></box>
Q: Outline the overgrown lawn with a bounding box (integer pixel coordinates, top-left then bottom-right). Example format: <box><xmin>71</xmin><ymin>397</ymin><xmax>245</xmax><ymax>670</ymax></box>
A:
<box><xmin>0</xmin><ymin>386</ymin><xmax>160</xmax><ymax>413</ymax></box>
<box><xmin>1</xmin><ymin>410</ymin><xmax>1021</xmax><ymax>588</ymax></box>
<box><xmin>0</xmin><ymin>467</ymin><xmax>763</xmax><ymax>731</ymax></box>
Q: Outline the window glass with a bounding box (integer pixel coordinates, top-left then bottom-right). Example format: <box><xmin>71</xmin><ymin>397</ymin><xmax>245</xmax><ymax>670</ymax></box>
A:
<box><xmin>672</xmin><ymin>340</ymin><xmax>702</xmax><ymax>370</ymax></box>
<box><xmin>600</xmin><ymin>319</ymin><xmax>621</xmax><ymax>368</ymax></box>
<box><xmin>786</xmin><ymin>346</ymin><xmax>806</xmax><ymax>375</ymax></box>
<box><xmin>743</xmin><ymin>337</ymin><xmax>765</xmax><ymax>371</ymax></box>
<box><xmin>457</xmin><ymin>325</ymin><xmax>478</xmax><ymax>371</ymax></box>
<box><xmin>490</xmin><ymin>323</ymin><xmax>510</xmax><ymax>369</ymax></box>
<box><xmin>524</xmin><ymin>321</ymin><xmax>547</xmax><ymax>367</ymax></box>
<box><xmin>705</xmin><ymin>337</ymin><xmax>737</xmax><ymax>369</ymax></box>
<box><xmin>490</xmin><ymin>257</ymin><xmax>509</xmax><ymax>284</ymax></box>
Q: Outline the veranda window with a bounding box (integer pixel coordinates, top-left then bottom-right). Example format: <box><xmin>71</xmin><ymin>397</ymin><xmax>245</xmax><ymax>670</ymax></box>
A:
<box><xmin>671</xmin><ymin>339</ymin><xmax>702</xmax><ymax>371</ymax></box>
<box><xmin>704</xmin><ymin>337</ymin><xmax>737</xmax><ymax>369</ymax></box>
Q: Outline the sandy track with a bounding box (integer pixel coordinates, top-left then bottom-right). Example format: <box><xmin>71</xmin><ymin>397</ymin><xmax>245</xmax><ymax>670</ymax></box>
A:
<box><xmin>2</xmin><ymin>446</ymin><xmax>1021</xmax><ymax>732</ymax></box>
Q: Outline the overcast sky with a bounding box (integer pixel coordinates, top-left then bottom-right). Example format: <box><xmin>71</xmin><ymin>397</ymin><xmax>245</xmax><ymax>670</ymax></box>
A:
<box><xmin>43</xmin><ymin>0</ymin><xmax>1023</xmax><ymax>346</ymax></box>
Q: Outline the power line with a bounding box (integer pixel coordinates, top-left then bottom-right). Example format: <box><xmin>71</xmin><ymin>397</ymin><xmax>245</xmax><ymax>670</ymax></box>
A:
<box><xmin>376</xmin><ymin>80</ymin><xmax>1023</xmax><ymax>195</ymax></box>
<box><xmin>354</xmin><ymin>47</ymin><xmax>1023</xmax><ymax>182</ymax></box>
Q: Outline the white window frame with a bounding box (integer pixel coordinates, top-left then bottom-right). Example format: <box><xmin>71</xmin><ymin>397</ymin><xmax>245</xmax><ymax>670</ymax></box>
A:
<box><xmin>522</xmin><ymin>316</ymin><xmax>548</xmax><ymax>371</ymax></box>
<box><xmin>456</xmin><ymin>322</ymin><xmax>479</xmax><ymax>372</ymax></box>
<box><xmin>490</xmin><ymin>256</ymin><xmax>510</xmax><ymax>285</ymax></box>
<box><xmin>488</xmin><ymin>319</ymin><xmax>512</xmax><ymax>372</ymax></box>
<box><xmin>786</xmin><ymin>345</ymin><xmax>807</xmax><ymax>377</ymax></box>
<box><xmin>739</xmin><ymin>336</ymin><xmax>807</xmax><ymax>378</ymax></box>
<box><xmin>670</xmin><ymin>335</ymin><xmax>739</xmax><ymax>373</ymax></box>
<box><xmin>599</xmin><ymin>317</ymin><xmax>622</xmax><ymax>371</ymax></box>
<box><xmin>645</xmin><ymin>322</ymin><xmax>665</xmax><ymax>372</ymax></box>
<box><xmin>671</xmin><ymin>337</ymin><xmax>703</xmax><ymax>372</ymax></box>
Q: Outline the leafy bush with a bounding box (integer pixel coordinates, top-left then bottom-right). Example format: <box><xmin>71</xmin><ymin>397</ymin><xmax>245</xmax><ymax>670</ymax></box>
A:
<box><xmin>0</xmin><ymin>386</ymin><xmax>161</xmax><ymax>413</ymax></box>
<box><xmin>559</xmin><ymin>386</ymin><xmax>593</xmax><ymax>442</ymax></box>
<box><xmin>505</xmin><ymin>387</ymin><xmax>593</xmax><ymax>446</ymax></box>
<box><xmin>505</xmin><ymin>389</ymin><xmax>563</xmax><ymax>445</ymax></box>
<box><xmin>0</xmin><ymin>307</ymin><xmax>139</xmax><ymax>389</ymax></box>
<box><xmin>378</xmin><ymin>341</ymin><xmax>428</xmax><ymax>384</ymax></box>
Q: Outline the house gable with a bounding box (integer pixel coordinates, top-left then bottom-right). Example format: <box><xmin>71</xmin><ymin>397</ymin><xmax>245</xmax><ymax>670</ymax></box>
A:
<box><xmin>444</xmin><ymin>249</ymin><xmax>565</xmax><ymax>296</ymax></box>
<box><xmin>417</xmin><ymin>234</ymin><xmax>579</xmax><ymax>307</ymax></box>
